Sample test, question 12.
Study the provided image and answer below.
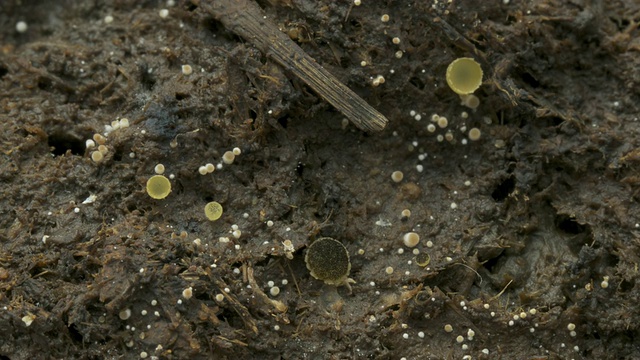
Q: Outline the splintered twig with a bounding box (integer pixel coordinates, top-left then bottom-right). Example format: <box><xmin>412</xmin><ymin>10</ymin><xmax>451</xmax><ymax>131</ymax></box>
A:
<box><xmin>202</xmin><ymin>0</ymin><xmax>388</xmax><ymax>132</ymax></box>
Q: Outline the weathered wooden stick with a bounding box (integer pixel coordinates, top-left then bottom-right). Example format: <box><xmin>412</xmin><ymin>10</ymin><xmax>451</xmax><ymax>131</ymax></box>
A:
<box><xmin>202</xmin><ymin>0</ymin><xmax>388</xmax><ymax>132</ymax></box>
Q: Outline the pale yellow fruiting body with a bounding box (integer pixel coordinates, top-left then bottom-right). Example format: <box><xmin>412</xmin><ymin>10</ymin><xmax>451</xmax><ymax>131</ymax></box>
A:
<box><xmin>204</xmin><ymin>201</ymin><xmax>223</xmax><ymax>221</ymax></box>
<box><xmin>446</xmin><ymin>57</ymin><xmax>483</xmax><ymax>95</ymax></box>
<box><xmin>391</xmin><ymin>171</ymin><xmax>404</xmax><ymax>183</ymax></box>
<box><xmin>468</xmin><ymin>128</ymin><xmax>482</xmax><ymax>141</ymax></box>
<box><xmin>91</xmin><ymin>151</ymin><xmax>104</xmax><ymax>163</ymax></box>
<box><xmin>403</xmin><ymin>232</ymin><xmax>420</xmax><ymax>247</ymax></box>
<box><xmin>222</xmin><ymin>151</ymin><xmax>235</xmax><ymax>165</ymax></box>
<box><xmin>146</xmin><ymin>175</ymin><xmax>172</xmax><ymax>199</ymax></box>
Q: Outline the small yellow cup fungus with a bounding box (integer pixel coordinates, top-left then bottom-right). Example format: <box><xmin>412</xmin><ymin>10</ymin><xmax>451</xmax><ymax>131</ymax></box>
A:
<box><xmin>305</xmin><ymin>237</ymin><xmax>353</xmax><ymax>287</ymax></box>
<box><xmin>146</xmin><ymin>175</ymin><xmax>171</xmax><ymax>199</ymax></box>
<box><xmin>446</xmin><ymin>57</ymin><xmax>483</xmax><ymax>95</ymax></box>
<box><xmin>204</xmin><ymin>201</ymin><xmax>223</xmax><ymax>221</ymax></box>
<box><xmin>415</xmin><ymin>252</ymin><xmax>431</xmax><ymax>267</ymax></box>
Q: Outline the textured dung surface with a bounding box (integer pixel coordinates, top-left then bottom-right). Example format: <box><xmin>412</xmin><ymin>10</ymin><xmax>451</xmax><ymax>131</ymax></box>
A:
<box><xmin>1</xmin><ymin>0</ymin><xmax>640</xmax><ymax>359</ymax></box>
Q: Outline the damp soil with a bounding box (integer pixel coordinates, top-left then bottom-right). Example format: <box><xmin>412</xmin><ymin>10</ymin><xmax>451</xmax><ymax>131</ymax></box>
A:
<box><xmin>1</xmin><ymin>0</ymin><xmax>640</xmax><ymax>359</ymax></box>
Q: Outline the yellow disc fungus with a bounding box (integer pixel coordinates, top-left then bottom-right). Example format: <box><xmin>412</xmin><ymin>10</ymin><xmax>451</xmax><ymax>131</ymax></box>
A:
<box><xmin>305</xmin><ymin>237</ymin><xmax>351</xmax><ymax>286</ymax></box>
<box><xmin>146</xmin><ymin>175</ymin><xmax>171</xmax><ymax>199</ymax></box>
<box><xmin>204</xmin><ymin>201</ymin><xmax>223</xmax><ymax>221</ymax></box>
<box><xmin>415</xmin><ymin>252</ymin><xmax>431</xmax><ymax>267</ymax></box>
<box><xmin>446</xmin><ymin>57</ymin><xmax>483</xmax><ymax>95</ymax></box>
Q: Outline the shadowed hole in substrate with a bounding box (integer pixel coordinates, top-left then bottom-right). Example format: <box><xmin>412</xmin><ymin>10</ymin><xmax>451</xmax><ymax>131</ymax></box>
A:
<box><xmin>0</xmin><ymin>65</ymin><xmax>8</xmax><ymax>79</ymax></box>
<box><xmin>491</xmin><ymin>176</ymin><xmax>515</xmax><ymax>202</ymax></box>
<box><xmin>175</xmin><ymin>92</ymin><xmax>190</xmax><ymax>101</ymax></box>
<box><xmin>555</xmin><ymin>214</ymin><xmax>585</xmax><ymax>234</ymax></box>
<box><xmin>409</xmin><ymin>76</ymin><xmax>425</xmax><ymax>90</ymax></box>
<box><xmin>204</xmin><ymin>17</ymin><xmax>241</xmax><ymax>43</ymax></box>
<box><xmin>482</xmin><ymin>253</ymin><xmax>504</xmax><ymax>273</ymax></box>
<box><xmin>277</xmin><ymin>115</ymin><xmax>288</xmax><ymax>129</ymax></box>
<box><xmin>518</xmin><ymin>71</ymin><xmax>540</xmax><ymax>89</ymax></box>
<box><xmin>139</xmin><ymin>64</ymin><xmax>156</xmax><ymax>91</ymax></box>
<box><xmin>48</xmin><ymin>133</ymin><xmax>84</xmax><ymax>156</ymax></box>
<box><xmin>67</xmin><ymin>323</ymin><xmax>84</xmax><ymax>343</ymax></box>
<box><xmin>216</xmin><ymin>308</ymin><xmax>242</xmax><ymax>327</ymax></box>
<box><xmin>619</xmin><ymin>279</ymin><xmax>634</xmax><ymax>293</ymax></box>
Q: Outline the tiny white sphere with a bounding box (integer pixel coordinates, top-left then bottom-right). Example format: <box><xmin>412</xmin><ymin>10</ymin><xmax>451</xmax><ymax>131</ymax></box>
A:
<box><xmin>198</xmin><ymin>166</ymin><xmax>207</xmax><ymax>175</ymax></box>
<box><xmin>403</xmin><ymin>232</ymin><xmax>420</xmax><ymax>247</ymax></box>
<box><xmin>232</xmin><ymin>147</ymin><xmax>242</xmax><ymax>156</ymax></box>
<box><xmin>354</xmin><ymin>0</ymin><xmax>361</xmax><ymax>5</ymax></box>
<box><xmin>16</xmin><ymin>21</ymin><xmax>28</xmax><ymax>33</ymax></box>
<box><xmin>159</xmin><ymin>9</ymin><xmax>169</xmax><ymax>18</ymax></box>
<box><xmin>104</xmin><ymin>15</ymin><xmax>114</xmax><ymax>24</ymax></box>
<box><xmin>86</xmin><ymin>139</ymin><xmax>96</xmax><ymax>149</ymax></box>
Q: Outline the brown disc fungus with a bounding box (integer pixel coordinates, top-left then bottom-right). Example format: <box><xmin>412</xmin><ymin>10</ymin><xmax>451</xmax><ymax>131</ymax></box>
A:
<box><xmin>446</xmin><ymin>57</ymin><xmax>483</xmax><ymax>95</ymax></box>
<box><xmin>305</xmin><ymin>237</ymin><xmax>354</xmax><ymax>290</ymax></box>
<box><xmin>146</xmin><ymin>175</ymin><xmax>171</xmax><ymax>199</ymax></box>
